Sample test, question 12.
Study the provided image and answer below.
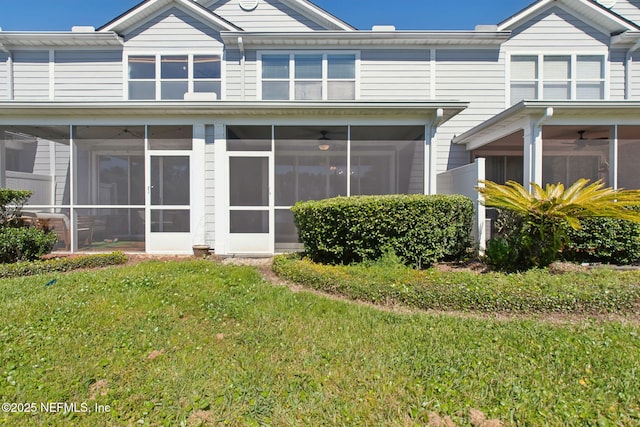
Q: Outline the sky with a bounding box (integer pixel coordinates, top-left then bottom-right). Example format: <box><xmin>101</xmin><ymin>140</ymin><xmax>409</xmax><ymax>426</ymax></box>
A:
<box><xmin>0</xmin><ymin>0</ymin><xmax>535</xmax><ymax>32</ymax></box>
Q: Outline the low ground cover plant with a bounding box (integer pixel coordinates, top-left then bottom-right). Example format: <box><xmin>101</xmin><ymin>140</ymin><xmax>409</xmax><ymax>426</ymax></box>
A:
<box><xmin>292</xmin><ymin>194</ymin><xmax>473</xmax><ymax>268</ymax></box>
<box><xmin>1</xmin><ymin>259</ymin><xmax>638</xmax><ymax>426</ymax></box>
<box><xmin>0</xmin><ymin>252</ymin><xmax>127</xmax><ymax>278</ymax></box>
<box><xmin>272</xmin><ymin>253</ymin><xmax>640</xmax><ymax>314</ymax></box>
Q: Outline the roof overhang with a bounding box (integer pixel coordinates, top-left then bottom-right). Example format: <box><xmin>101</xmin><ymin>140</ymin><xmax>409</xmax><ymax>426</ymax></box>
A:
<box><xmin>453</xmin><ymin>100</ymin><xmax>640</xmax><ymax>151</ymax></box>
<box><xmin>202</xmin><ymin>0</ymin><xmax>355</xmax><ymax>31</ymax></box>
<box><xmin>280</xmin><ymin>0</ymin><xmax>356</xmax><ymax>31</ymax></box>
<box><xmin>99</xmin><ymin>0</ymin><xmax>241</xmax><ymax>33</ymax></box>
<box><xmin>0</xmin><ymin>101</ymin><xmax>468</xmax><ymax>123</ymax></box>
<box><xmin>221</xmin><ymin>31</ymin><xmax>512</xmax><ymax>48</ymax></box>
<box><xmin>0</xmin><ymin>32</ymin><xmax>123</xmax><ymax>48</ymax></box>
<box><xmin>498</xmin><ymin>0</ymin><xmax>639</xmax><ymax>33</ymax></box>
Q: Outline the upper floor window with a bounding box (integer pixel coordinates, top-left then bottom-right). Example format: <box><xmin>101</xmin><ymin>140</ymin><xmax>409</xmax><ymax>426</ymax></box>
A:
<box><xmin>510</xmin><ymin>54</ymin><xmax>604</xmax><ymax>105</ymax></box>
<box><xmin>128</xmin><ymin>54</ymin><xmax>221</xmax><ymax>101</ymax></box>
<box><xmin>260</xmin><ymin>52</ymin><xmax>357</xmax><ymax>101</ymax></box>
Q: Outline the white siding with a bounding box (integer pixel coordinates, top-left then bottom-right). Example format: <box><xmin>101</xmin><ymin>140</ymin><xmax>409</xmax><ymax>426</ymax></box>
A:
<box><xmin>54</xmin><ymin>50</ymin><xmax>123</xmax><ymax>101</ymax></box>
<box><xmin>124</xmin><ymin>7</ymin><xmax>224</xmax><ymax>49</ymax></box>
<box><xmin>610</xmin><ymin>0</ymin><xmax>640</xmax><ymax>25</ymax></box>
<box><xmin>13</xmin><ymin>50</ymin><xmax>49</xmax><ymax>101</ymax></box>
<box><xmin>505</xmin><ymin>6</ymin><xmax>609</xmax><ymax>49</ymax></box>
<box><xmin>435</xmin><ymin>49</ymin><xmax>505</xmax><ymax>173</ymax></box>
<box><xmin>0</xmin><ymin>53</ymin><xmax>7</xmax><ymax>99</ymax></box>
<box><xmin>225</xmin><ymin>50</ymin><xmax>257</xmax><ymax>100</ymax></box>
<box><xmin>610</xmin><ymin>49</ymin><xmax>627</xmax><ymax>100</ymax></box>
<box><xmin>209</xmin><ymin>0</ymin><xmax>327</xmax><ymax>31</ymax></box>
<box><xmin>360</xmin><ymin>50</ymin><xmax>430</xmax><ymax>100</ymax></box>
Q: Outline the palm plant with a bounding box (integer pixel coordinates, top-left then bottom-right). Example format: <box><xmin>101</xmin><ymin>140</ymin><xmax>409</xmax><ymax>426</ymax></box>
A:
<box><xmin>477</xmin><ymin>179</ymin><xmax>640</xmax><ymax>269</ymax></box>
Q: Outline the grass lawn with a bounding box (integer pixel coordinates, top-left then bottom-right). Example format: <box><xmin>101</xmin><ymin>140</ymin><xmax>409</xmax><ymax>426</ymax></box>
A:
<box><xmin>0</xmin><ymin>259</ymin><xmax>639</xmax><ymax>426</ymax></box>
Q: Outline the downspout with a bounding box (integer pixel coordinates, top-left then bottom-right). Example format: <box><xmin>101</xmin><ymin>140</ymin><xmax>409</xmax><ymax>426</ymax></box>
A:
<box><xmin>0</xmin><ymin>42</ymin><xmax>13</xmax><ymax>100</ymax></box>
<box><xmin>625</xmin><ymin>39</ymin><xmax>640</xmax><ymax>99</ymax></box>
<box><xmin>427</xmin><ymin>107</ymin><xmax>444</xmax><ymax>195</ymax></box>
<box><xmin>238</xmin><ymin>36</ymin><xmax>245</xmax><ymax>101</ymax></box>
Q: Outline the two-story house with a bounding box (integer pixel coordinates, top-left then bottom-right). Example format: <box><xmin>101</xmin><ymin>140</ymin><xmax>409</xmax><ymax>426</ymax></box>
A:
<box><xmin>1</xmin><ymin>0</ymin><xmax>640</xmax><ymax>255</ymax></box>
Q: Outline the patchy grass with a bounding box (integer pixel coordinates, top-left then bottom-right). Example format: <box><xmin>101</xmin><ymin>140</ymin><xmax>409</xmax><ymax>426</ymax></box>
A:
<box><xmin>0</xmin><ymin>260</ymin><xmax>639</xmax><ymax>426</ymax></box>
<box><xmin>272</xmin><ymin>254</ymin><xmax>640</xmax><ymax>314</ymax></box>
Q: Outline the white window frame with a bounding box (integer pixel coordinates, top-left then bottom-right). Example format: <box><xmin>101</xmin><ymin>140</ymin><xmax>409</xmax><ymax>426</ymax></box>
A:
<box><xmin>507</xmin><ymin>52</ymin><xmax>608</xmax><ymax>105</ymax></box>
<box><xmin>124</xmin><ymin>51</ymin><xmax>224</xmax><ymax>101</ymax></box>
<box><xmin>257</xmin><ymin>51</ymin><xmax>360</xmax><ymax>101</ymax></box>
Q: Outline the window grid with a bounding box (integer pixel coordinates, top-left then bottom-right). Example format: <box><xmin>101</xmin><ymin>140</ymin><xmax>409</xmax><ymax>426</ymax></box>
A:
<box><xmin>260</xmin><ymin>52</ymin><xmax>357</xmax><ymax>101</ymax></box>
<box><xmin>509</xmin><ymin>54</ymin><xmax>605</xmax><ymax>104</ymax></box>
<box><xmin>128</xmin><ymin>54</ymin><xmax>222</xmax><ymax>101</ymax></box>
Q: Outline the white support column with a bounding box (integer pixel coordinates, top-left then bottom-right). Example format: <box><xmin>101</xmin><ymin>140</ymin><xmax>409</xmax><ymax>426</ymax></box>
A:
<box><xmin>213</xmin><ymin>123</ymin><xmax>227</xmax><ymax>255</ymax></box>
<box><xmin>610</xmin><ymin>125</ymin><xmax>618</xmax><ymax>189</ymax></box>
<box><xmin>523</xmin><ymin>108</ymin><xmax>553</xmax><ymax>190</ymax></box>
<box><xmin>427</xmin><ymin>108</ymin><xmax>444</xmax><ymax>195</ymax></box>
<box><xmin>192</xmin><ymin>124</ymin><xmax>206</xmax><ymax>246</ymax></box>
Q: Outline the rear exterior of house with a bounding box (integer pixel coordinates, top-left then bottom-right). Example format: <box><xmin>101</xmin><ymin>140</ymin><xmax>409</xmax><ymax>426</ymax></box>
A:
<box><xmin>2</xmin><ymin>0</ymin><xmax>640</xmax><ymax>254</ymax></box>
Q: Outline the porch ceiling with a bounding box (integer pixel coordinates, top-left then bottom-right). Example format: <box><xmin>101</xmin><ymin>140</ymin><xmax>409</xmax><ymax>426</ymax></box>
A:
<box><xmin>453</xmin><ymin>100</ymin><xmax>640</xmax><ymax>151</ymax></box>
<box><xmin>0</xmin><ymin>101</ymin><xmax>468</xmax><ymax>124</ymax></box>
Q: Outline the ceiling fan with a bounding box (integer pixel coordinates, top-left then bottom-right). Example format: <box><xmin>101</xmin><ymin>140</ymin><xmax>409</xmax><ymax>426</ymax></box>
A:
<box><xmin>564</xmin><ymin>130</ymin><xmax>609</xmax><ymax>149</ymax></box>
<box><xmin>318</xmin><ymin>130</ymin><xmax>331</xmax><ymax>151</ymax></box>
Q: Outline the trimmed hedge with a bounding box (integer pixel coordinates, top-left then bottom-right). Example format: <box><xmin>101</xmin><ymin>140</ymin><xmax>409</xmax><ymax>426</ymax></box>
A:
<box><xmin>291</xmin><ymin>194</ymin><xmax>474</xmax><ymax>268</ymax></box>
<box><xmin>0</xmin><ymin>252</ymin><xmax>128</xmax><ymax>279</ymax></box>
<box><xmin>272</xmin><ymin>254</ymin><xmax>640</xmax><ymax>314</ymax></box>
<box><xmin>563</xmin><ymin>216</ymin><xmax>640</xmax><ymax>265</ymax></box>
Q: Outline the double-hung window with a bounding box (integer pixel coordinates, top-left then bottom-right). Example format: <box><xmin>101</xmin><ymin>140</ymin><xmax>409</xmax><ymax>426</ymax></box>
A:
<box><xmin>509</xmin><ymin>54</ymin><xmax>605</xmax><ymax>104</ymax></box>
<box><xmin>128</xmin><ymin>54</ymin><xmax>221</xmax><ymax>100</ymax></box>
<box><xmin>260</xmin><ymin>52</ymin><xmax>357</xmax><ymax>101</ymax></box>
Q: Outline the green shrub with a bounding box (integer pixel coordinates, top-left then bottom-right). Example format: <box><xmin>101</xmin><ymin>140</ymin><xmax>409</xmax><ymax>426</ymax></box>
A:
<box><xmin>0</xmin><ymin>226</ymin><xmax>58</xmax><ymax>263</ymax></box>
<box><xmin>0</xmin><ymin>188</ymin><xmax>31</xmax><ymax>227</ymax></box>
<box><xmin>0</xmin><ymin>252</ymin><xmax>128</xmax><ymax>278</ymax></box>
<box><xmin>291</xmin><ymin>194</ymin><xmax>474</xmax><ymax>268</ymax></box>
<box><xmin>563</xmin><ymin>216</ymin><xmax>640</xmax><ymax>265</ymax></box>
<box><xmin>272</xmin><ymin>254</ymin><xmax>640</xmax><ymax>314</ymax></box>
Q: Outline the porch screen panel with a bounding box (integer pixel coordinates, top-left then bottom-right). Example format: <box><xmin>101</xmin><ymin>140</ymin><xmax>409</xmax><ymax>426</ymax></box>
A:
<box><xmin>73</xmin><ymin>126</ymin><xmax>145</xmax><ymax>206</ymax></box>
<box><xmin>542</xmin><ymin>131</ymin><xmax>609</xmax><ymax>187</ymax></box>
<box><xmin>618</xmin><ymin>126</ymin><xmax>640</xmax><ymax>189</ymax></box>
<box><xmin>350</xmin><ymin>126</ymin><xmax>425</xmax><ymax>195</ymax></box>
<box><xmin>227</xmin><ymin>126</ymin><xmax>272</xmax><ymax>151</ymax></box>
<box><xmin>2</xmin><ymin>126</ymin><xmax>71</xmax><ymax>206</ymax></box>
<box><xmin>274</xmin><ymin>126</ymin><xmax>348</xmax><ymax>206</ymax></box>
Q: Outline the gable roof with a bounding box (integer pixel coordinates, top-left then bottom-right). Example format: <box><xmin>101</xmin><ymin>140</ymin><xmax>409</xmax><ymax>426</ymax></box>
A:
<box><xmin>498</xmin><ymin>0</ymin><xmax>640</xmax><ymax>33</ymax></box>
<box><xmin>283</xmin><ymin>0</ymin><xmax>355</xmax><ymax>31</ymax></box>
<box><xmin>98</xmin><ymin>0</ymin><xmax>243</xmax><ymax>33</ymax></box>
<box><xmin>204</xmin><ymin>0</ymin><xmax>355</xmax><ymax>31</ymax></box>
